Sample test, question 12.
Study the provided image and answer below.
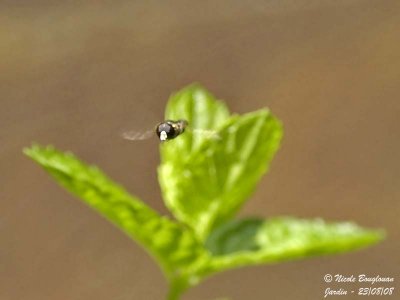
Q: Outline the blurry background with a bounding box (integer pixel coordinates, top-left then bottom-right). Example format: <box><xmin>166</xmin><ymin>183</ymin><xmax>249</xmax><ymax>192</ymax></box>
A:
<box><xmin>1</xmin><ymin>1</ymin><xmax>399</xmax><ymax>299</ymax></box>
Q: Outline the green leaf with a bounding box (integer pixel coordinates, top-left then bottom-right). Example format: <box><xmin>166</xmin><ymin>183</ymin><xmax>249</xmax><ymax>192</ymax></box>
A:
<box><xmin>159</xmin><ymin>88</ymin><xmax>283</xmax><ymax>239</ymax></box>
<box><xmin>24</xmin><ymin>145</ymin><xmax>209</xmax><ymax>281</ymax></box>
<box><xmin>202</xmin><ymin>217</ymin><xmax>384</xmax><ymax>275</ymax></box>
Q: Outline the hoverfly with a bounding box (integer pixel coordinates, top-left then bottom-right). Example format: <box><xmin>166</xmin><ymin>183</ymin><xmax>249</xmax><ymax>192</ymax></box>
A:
<box><xmin>155</xmin><ymin>119</ymin><xmax>188</xmax><ymax>141</ymax></box>
<box><xmin>122</xmin><ymin>119</ymin><xmax>218</xmax><ymax>142</ymax></box>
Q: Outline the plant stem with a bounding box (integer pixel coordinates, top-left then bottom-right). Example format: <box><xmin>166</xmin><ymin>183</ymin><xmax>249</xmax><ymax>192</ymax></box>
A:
<box><xmin>166</xmin><ymin>277</ymin><xmax>189</xmax><ymax>300</ymax></box>
<box><xmin>166</xmin><ymin>288</ymin><xmax>181</xmax><ymax>300</ymax></box>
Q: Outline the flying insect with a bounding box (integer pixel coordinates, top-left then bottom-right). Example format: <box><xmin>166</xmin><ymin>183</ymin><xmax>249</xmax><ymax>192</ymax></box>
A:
<box><xmin>122</xmin><ymin>119</ymin><xmax>218</xmax><ymax>142</ymax></box>
<box><xmin>122</xmin><ymin>119</ymin><xmax>188</xmax><ymax>142</ymax></box>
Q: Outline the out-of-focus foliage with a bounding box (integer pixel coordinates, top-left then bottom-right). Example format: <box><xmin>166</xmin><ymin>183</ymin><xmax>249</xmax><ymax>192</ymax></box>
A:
<box><xmin>204</xmin><ymin>217</ymin><xmax>383</xmax><ymax>274</ymax></box>
<box><xmin>25</xmin><ymin>84</ymin><xmax>384</xmax><ymax>300</ymax></box>
<box><xmin>159</xmin><ymin>85</ymin><xmax>282</xmax><ymax>240</ymax></box>
<box><xmin>23</xmin><ymin>145</ymin><xmax>209</xmax><ymax>280</ymax></box>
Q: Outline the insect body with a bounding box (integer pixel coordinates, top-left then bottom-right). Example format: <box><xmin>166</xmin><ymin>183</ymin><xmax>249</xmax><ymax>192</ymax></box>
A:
<box><xmin>122</xmin><ymin>119</ymin><xmax>218</xmax><ymax>142</ymax></box>
<box><xmin>156</xmin><ymin>120</ymin><xmax>188</xmax><ymax>141</ymax></box>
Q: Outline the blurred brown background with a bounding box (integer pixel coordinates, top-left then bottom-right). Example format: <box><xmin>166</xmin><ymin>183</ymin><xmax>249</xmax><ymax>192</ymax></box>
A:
<box><xmin>1</xmin><ymin>1</ymin><xmax>399</xmax><ymax>299</ymax></box>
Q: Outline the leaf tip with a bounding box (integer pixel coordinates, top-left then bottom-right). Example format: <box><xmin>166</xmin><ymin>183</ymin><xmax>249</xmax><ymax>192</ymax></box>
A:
<box><xmin>368</xmin><ymin>228</ymin><xmax>386</xmax><ymax>244</ymax></box>
<box><xmin>23</xmin><ymin>143</ymin><xmax>41</xmax><ymax>158</ymax></box>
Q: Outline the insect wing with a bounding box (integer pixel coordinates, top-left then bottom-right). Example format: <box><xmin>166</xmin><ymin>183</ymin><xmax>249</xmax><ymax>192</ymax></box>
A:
<box><xmin>121</xmin><ymin>129</ymin><xmax>154</xmax><ymax>141</ymax></box>
<box><xmin>191</xmin><ymin>128</ymin><xmax>221</xmax><ymax>140</ymax></box>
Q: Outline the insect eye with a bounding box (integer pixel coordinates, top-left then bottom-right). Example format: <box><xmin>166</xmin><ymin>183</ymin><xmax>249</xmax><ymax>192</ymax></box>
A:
<box><xmin>156</xmin><ymin>122</ymin><xmax>176</xmax><ymax>141</ymax></box>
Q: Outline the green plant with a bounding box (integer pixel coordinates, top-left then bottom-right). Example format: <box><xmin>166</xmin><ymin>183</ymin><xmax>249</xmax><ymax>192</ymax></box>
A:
<box><xmin>24</xmin><ymin>84</ymin><xmax>384</xmax><ymax>300</ymax></box>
